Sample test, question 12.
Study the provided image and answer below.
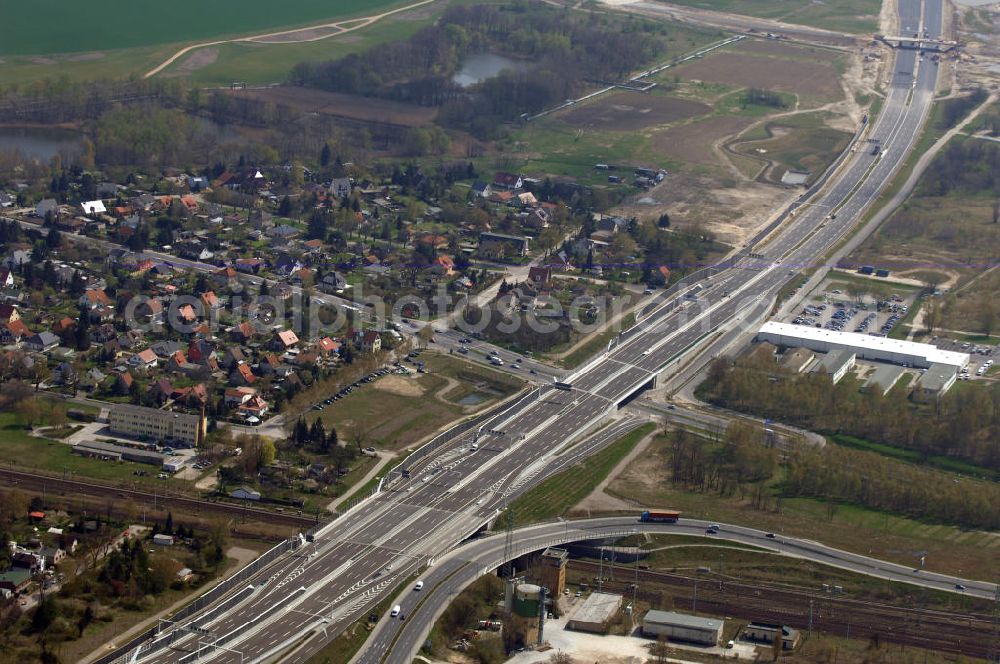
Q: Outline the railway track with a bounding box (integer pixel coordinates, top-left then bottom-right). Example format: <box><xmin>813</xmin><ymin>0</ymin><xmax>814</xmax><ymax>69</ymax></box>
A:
<box><xmin>0</xmin><ymin>468</ymin><xmax>315</xmax><ymax>529</ymax></box>
<box><xmin>569</xmin><ymin>560</ymin><xmax>996</xmax><ymax>659</ymax></box>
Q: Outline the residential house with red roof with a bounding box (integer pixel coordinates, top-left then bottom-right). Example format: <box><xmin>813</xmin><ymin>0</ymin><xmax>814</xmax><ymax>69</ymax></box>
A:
<box><xmin>128</xmin><ymin>348</ymin><xmax>158</xmax><ymax>371</ymax></box>
<box><xmin>79</xmin><ymin>289</ymin><xmax>112</xmax><ymax>309</ymax></box>
<box><xmin>360</xmin><ymin>330</ymin><xmax>381</xmax><ymax>354</ymax></box>
<box><xmin>272</xmin><ymin>329</ymin><xmax>299</xmax><ymax>351</ymax></box>
<box><xmin>230</xmin><ymin>361</ymin><xmax>257</xmax><ymax>386</ymax></box>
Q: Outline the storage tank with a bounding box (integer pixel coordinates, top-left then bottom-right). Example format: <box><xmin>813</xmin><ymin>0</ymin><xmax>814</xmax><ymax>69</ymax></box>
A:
<box><xmin>513</xmin><ymin>583</ymin><xmax>541</xmax><ymax>618</ymax></box>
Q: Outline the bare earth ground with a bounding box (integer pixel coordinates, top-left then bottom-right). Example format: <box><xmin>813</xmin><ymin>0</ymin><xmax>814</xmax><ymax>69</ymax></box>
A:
<box><xmin>167</xmin><ymin>47</ymin><xmax>219</xmax><ymax>76</ymax></box>
<box><xmin>561</xmin><ymin>90</ymin><xmax>710</xmax><ymax>130</ymax></box>
<box><xmin>237</xmin><ymin>86</ymin><xmax>438</xmax><ymax>126</ymax></box>
<box><xmin>617</xmin><ymin>171</ymin><xmax>793</xmax><ymax>247</ymax></box>
<box><xmin>652</xmin><ymin>115</ymin><xmax>758</xmax><ymax>165</ymax></box>
<box><xmin>677</xmin><ymin>50</ymin><xmax>844</xmax><ymax>103</ymax></box>
<box><xmin>608</xmin><ymin>35</ymin><xmax>883</xmax><ymax>245</ymax></box>
<box><xmin>248</xmin><ymin>26</ymin><xmax>343</xmax><ymax>43</ymax></box>
<box><xmin>66</xmin><ymin>52</ymin><xmax>106</xmax><ymax>62</ymax></box>
<box><xmin>374</xmin><ymin>374</ymin><xmax>425</xmax><ymax>397</ymax></box>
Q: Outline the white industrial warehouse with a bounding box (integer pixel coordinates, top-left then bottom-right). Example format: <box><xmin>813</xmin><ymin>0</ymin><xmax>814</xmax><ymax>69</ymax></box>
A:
<box><xmin>641</xmin><ymin>609</ymin><xmax>723</xmax><ymax>645</ymax></box>
<box><xmin>757</xmin><ymin>322</ymin><xmax>969</xmax><ymax>369</ymax></box>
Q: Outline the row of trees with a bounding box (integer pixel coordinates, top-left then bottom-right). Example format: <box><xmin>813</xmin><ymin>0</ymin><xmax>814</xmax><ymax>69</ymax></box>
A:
<box><xmin>703</xmin><ymin>353</ymin><xmax>1000</xmax><ymax>474</ymax></box>
<box><xmin>661</xmin><ymin>413</ymin><xmax>1000</xmax><ymax>530</ymax></box>
<box><xmin>784</xmin><ymin>443</ymin><xmax>1000</xmax><ymax>530</ymax></box>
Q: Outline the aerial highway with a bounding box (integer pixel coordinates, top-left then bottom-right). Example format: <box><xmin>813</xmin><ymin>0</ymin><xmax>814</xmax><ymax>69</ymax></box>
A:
<box><xmin>115</xmin><ymin>1</ymin><xmax>950</xmax><ymax>662</ymax></box>
<box><xmin>363</xmin><ymin>516</ymin><xmax>999</xmax><ymax>663</ymax></box>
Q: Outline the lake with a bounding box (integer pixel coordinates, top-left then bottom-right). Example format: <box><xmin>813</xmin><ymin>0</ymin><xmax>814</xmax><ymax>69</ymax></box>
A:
<box><xmin>0</xmin><ymin>126</ymin><xmax>83</xmax><ymax>161</ymax></box>
<box><xmin>453</xmin><ymin>53</ymin><xmax>524</xmax><ymax>88</ymax></box>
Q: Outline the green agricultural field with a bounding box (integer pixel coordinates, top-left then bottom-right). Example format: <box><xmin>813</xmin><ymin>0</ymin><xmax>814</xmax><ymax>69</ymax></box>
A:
<box><xmin>170</xmin><ymin>17</ymin><xmax>438</xmax><ymax>87</ymax></box>
<box><xmin>4</xmin><ymin>0</ymin><xmax>408</xmax><ymax>56</ymax></box>
<box><xmin>652</xmin><ymin>0</ymin><xmax>881</xmax><ymax>33</ymax></box>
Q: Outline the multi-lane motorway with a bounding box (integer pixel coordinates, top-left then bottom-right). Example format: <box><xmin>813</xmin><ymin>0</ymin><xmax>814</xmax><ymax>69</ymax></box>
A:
<box><xmin>123</xmin><ymin>2</ymin><xmax>956</xmax><ymax>662</ymax></box>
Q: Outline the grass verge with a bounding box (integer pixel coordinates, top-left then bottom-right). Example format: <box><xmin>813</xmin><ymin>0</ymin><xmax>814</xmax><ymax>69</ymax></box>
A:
<box><xmin>507</xmin><ymin>423</ymin><xmax>655</xmax><ymax>526</ymax></box>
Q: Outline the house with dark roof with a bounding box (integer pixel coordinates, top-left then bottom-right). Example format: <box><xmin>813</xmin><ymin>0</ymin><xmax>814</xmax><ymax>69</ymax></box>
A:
<box><xmin>493</xmin><ymin>172</ymin><xmax>523</xmax><ymax>190</ymax></box>
<box><xmin>328</xmin><ymin>178</ymin><xmax>352</xmax><ymax>198</ymax></box>
<box><xmin>24</xmin><ymin>331</ymin><xmax>60</xmax><ymax>353</ymax></box>
<box><xmin>359</xmin><ymin>330</ymin><xmax>381</xmax><ymax>353</ymax></box>
<box><xmin>35</xmin><ymin>198</ymin><xmax>59</xmax><ymax>218</ymax></box>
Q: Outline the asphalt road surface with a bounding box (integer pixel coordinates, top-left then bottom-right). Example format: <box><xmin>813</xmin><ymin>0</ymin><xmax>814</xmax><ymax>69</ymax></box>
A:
<box><xmin>124</xmin><ymin>2</ymin><xmax>951</xmax><ymax>662</ymax></box>
<box><xmin>366</xmin><ymin>516</ymin><xmax>999</xmax><ymax>664</ymax></box>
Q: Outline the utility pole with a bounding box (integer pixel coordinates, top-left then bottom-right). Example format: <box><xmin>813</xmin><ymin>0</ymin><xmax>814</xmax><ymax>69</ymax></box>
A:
<box><xmin>991</xmin><ymin>578</ymin><xmax>1000</xmax><ymax>664</ymax></box>
<box><xmin>597</xmin><ymin>546</ymin><xmax>604</xmax><ymax>592</ymax></box>
<box><xmin>808</xmin><ymin>599</ymin><xmax>814</xmax><ymax>634</ymax></box>
<box><xmin>501</xmin><ymin>503</ymin><xmax>515</xmax><ymax>580</ymax></box>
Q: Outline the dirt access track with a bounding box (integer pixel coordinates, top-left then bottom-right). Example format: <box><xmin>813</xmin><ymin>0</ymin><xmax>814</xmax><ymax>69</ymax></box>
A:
<box><xmin>144</xmin><ymin>0</ymin><xmax>439</xmax><ymax>78</ymax></box>
<box><xmin>238</xmin><ymin>87</ymin><xmax>437</xmax><ymax>127</ymax></box>
<box><xmin>598</xmin><ymin>0</ymin><xmax>861</xmax><ymax>47</ymax></box>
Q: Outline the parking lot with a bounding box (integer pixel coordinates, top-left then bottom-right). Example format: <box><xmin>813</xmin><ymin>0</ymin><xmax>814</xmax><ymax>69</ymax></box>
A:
<box><xmin>783</xmin><ymin>279</ymin><xmax>917</xmax><ymax>338</ymax></box>
<box><xmin>311</xmin><ymin>364</ymin><xmax>402</xmax><ymax>413</ymax></box>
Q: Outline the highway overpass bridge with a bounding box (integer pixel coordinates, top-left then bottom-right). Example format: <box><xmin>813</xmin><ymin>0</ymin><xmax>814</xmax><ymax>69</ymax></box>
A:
<box><xmin>878</xmin><ymin>34</ymin><xmax>957</xmax><ymax>51</ymax></box>
<box><xmin>356</xmin><ymin>516</ymin><xmax>999</xmax><ymax>664</ymax></box>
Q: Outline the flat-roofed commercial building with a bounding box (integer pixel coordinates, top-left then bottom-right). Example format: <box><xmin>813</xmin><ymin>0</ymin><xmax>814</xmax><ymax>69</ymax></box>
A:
<box><xmin>865</xmin><ymin>364</ymin><xmax>906</xmax><ymax>395</ymax></box>
<box><xmin>914</xmin><ymin>362</ymin><xmax>959</xmax><ymax>401</ymax></box>
<box><xmin>757</xmin><ymin>321</ymin><xmax>968</xmax><ymax>370</ymax></box>
<box><xmin>109</xmin><ymin>404</ymin><xmax>205</xmax><ymax>446</ymax></box>
<box><xmin>567</xmin><ymin>592</ymin><xmax>622</xmax><ymax>633</ymax></box>
<box><xmin>814</xmin><ymin>349</ymin><xmax>856</xmax><ymax>383</ymax></box>
<box><xmin>73</xmin><ymin>440</ymin><xmax>164</xmax><ymax>465</ymax></box>
<box><xmin>641</xmin><ymin>610</ymin><xmax>723</xmax><ymax>646</ymax></box>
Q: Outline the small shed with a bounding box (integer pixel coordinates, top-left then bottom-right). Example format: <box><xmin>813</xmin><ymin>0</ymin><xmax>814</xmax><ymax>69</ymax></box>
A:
<box><xmin>152</xmin><ymin>534</ymin><xmax>174</xmax><ymax>546</ymax></box>
<box><xmin>231</xmin><ymin>486</ymin><xmax>261</xmax><ymax>501</ymax></box>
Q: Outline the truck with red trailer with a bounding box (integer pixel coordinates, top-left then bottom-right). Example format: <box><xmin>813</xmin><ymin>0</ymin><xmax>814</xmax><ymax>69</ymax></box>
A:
<box><xmin>640</xmin><ymin>509</ymin><xmax>681</xmax><ymax>523</ymax></box>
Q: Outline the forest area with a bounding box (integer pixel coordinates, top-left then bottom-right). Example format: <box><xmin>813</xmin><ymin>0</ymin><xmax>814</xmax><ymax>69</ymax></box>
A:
<box><xmin>667</xmin><ymin>417</ymin><xmax>1000</xmax><ymax>531</ymax></box>
<box><xmin>289</xmin><ymin>2</ymin><xmax>670</xmax><ymax>138</ymax></box>
<box><xmin>916</xmin><ymin>132</ymin><xmax>1000</xmax><ymax>198</ymax></box>
<box><xmin>701</xmin><ymin>353</ymin><xmax>1000</xmax><ymax>476</ymax></box>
